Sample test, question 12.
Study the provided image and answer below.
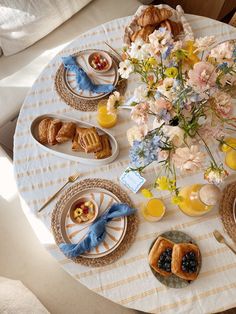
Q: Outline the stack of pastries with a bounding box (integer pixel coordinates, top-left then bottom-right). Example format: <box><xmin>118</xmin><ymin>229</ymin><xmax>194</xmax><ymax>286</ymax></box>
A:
<box><xmin>130</xmin><ymin>5</ymin><xmax>183</xmax><ymax>43</ymax></box>
<box><xmin>149</xmin><ymin>236</ymin><xmax>200</xmax><ymax>281</ymax></box>
<box><xmin>38</xmin><ymin>117</ymin><xmax>112</xmax><ymax>159</ymax></box>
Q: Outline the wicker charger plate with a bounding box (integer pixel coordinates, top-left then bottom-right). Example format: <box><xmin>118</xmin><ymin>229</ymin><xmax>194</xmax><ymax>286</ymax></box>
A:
<box><xmin>54</xmin><ymin>50</ymin><xmax>127</xmax><ymax>112</ymax></box>
<box><xmin>220</xmin><ymin>182</ymin><xmax>236</xmax><ymax>243</ymax></box>
<box><xmin>51</xmin><ymin>178</ymin><xmax>139</xmax><ymax>267</ymax></box>
<box><xmin>149</xmin><ymin>231</ymin><xmax>201</xmax><ymax>288</ymax></box>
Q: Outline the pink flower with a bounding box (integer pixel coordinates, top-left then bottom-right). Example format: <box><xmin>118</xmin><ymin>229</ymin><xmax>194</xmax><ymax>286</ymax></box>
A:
<box><xmin>214</xmin><ymin>91</ymin><xmax>233</xmax><ymax>118</ymax></box>
<box><xmin>188</xmin><ymin>62</ymin><xmax>217</xmax><ymax>93</ymax></box>
<box><xmin>131</xmin><ymin>103</ymin><xmax>149</xmax><ymax>125</ymax></box>
<box><xmin>151</xmin><ymin>98</ymin><xmax>172</xmax><ymax>114</ymax></box>
<box><xmin>198</xmin><ymin>122</ymin><xmax>224</xmax><ymax>142</ymax></box>
<box><xmin>172</xmin><ymin>145</ymin><xmax>205</xmax><ymax>173</ymax></box>
<box><xmin>127</xmin><ymin>125</ymin><xmax>148</xmax><ymax>146</ymax></box>
<box><xmin>159</xmin><ymin>150</ymin><xmax>169</xmax><ymax>161</ymax></box>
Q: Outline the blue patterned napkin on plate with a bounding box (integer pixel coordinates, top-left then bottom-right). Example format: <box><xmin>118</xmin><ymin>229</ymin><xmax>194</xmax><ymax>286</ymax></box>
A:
<box><xmin>62</xmin><ymin>55</ymin><xmax>114</xmax><ymax>94</ymax></box>
<box><xmin>59</xmin><ymin>203</ymin><xmax>135</xmax><ymax>258</ymax></box>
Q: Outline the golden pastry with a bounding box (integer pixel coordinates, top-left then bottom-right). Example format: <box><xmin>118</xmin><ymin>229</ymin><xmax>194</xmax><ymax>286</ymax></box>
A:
<box><xmin>80</xmin><ymin>127</ymin><xmax>102</xmax><ymax>153</ymax></box>
<box><xmin>168</xmin><ymin>20</ymin><xmax>183</xmax><ymax>37</ymax></box>
<box><xmin>160</xmin><ymin>19</ymin><xmax>183</xmax><ymax>37</ymax></box>
<box><xmin>130</xmin><ymin>25</ymin><xmax>156</xmax><ymax>42</ymax></box>
<box><xmin>148</xmin><ymin>236</ymin><xmax>174</xmax><ymax>277</ymax></box>
<box><xmin>171</xmin><ymin>243</ymin><xmax>200</xmax><ymax>281</ymax></box>
<box><xmin>160</xmin><ymin>19</ymin><xmax>172</xmax><ymax>33</ymax></box>
<box><xmin>72</xmin><ymin>127</ymin><xmax>84</xmax><ymax>151</ymax></box>
<box><xmin>95</xmin><ymin>134</ymin><xmax>112</xmax><ymax>159</ymax></box>
<box><xmin>47</xmin><ymin>119</ymin><xmax>62</xmax><ymax>146</ymax></box>
<box><xmin>56</xmin><ymin>122</ymin><xmax>76</xmax><ymax>143</ymax></box>
<box><xmin>137</xmin><ymin>6</ymin><xmax>172</xmax><ymax>27</ymax></box>
<box><xmin>38</xmin><ymin>118</ymin><xmax>51</xmax><ymax>144</ymax></box>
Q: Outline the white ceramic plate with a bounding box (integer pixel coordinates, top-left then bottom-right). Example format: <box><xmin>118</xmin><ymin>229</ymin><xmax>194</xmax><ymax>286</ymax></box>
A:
<box><xmin>30</xmin><ymin>114</ymin><xmax>119</xmax><ymax>165</ymax></box>
<box><xmin>64</xmin><ymin>49</ymin><xmax>119</xmax><ymax>100</ymax></box>
<box><xmin>59</xmin><ymin>188</ymin><xmax>127</xmax><ymax>258</ymax></box>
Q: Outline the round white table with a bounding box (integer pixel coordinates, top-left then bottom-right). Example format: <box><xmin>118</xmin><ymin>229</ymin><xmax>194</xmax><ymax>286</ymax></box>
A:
<box><xmin>14</xmin><ymin>13</ymin><xmax>236</xmax><ymax>314</ymax></box>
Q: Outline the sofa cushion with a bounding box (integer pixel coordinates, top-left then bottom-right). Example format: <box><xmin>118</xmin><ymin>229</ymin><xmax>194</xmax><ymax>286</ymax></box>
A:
<box><xmin>0</xmin><ymin>0</ymin><xmax>92</xmax><ymax>56</ymax></box>
<box><xmin>0</xmin><ymin>0</ymin><xmax>141</xmax><ymax>127</ymax></box>
<box><xmin>0</xmin><ymin>277</ymin><xmax>49</xmax><ymax>314</ymax></box>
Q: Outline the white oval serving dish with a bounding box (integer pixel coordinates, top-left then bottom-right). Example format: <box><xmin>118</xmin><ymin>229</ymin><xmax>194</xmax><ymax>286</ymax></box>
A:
<box><xmin>30</xmin><ymin>114</ymin><xmax>119</xmax><ymax>166</ymax></box>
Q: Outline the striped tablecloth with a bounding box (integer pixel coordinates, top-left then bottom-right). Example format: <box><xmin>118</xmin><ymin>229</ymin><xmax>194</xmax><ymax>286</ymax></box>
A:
<box><xmin>14</xmin><ymin>14</ymin><xmax>236</xmax><ymax>314</ymax></box>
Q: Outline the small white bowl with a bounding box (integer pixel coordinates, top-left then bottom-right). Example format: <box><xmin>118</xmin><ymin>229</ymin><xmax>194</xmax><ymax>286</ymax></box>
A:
<box><xmin>88</xmin><ymin>51</ymin><xmax>112</xmax><ymax>73</ymax></box>
<box><xmin>70</xmin><ymin>197</ymin><xmax>98</xmax><ymax>224</ymax></box>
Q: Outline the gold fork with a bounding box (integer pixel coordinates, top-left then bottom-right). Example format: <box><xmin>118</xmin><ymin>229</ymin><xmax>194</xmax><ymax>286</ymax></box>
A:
<box><xmin>38</xmin><ymin>173</ymin><xmax>80</xmax><ymax>213</ymax></box>
<box><xmin>213</xmin><ymin>230</ymin><xmax>236</xmax><ymax>255</ymax></box>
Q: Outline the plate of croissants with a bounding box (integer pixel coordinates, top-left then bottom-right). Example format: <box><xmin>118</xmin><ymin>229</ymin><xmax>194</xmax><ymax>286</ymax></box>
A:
<box><xmin>124</xmin><ymin>4</ymin><xmax>194</xmax><ymax>45</ymax></box>
<box><xmin>30</xmin><ymin>114</ymin><xmax>119</xmax><ymax>165</ymax></box>
<box><xmin>148</xmin><ymin>230</ymin><xmax>201</xmax><ymax>288</ymax></box>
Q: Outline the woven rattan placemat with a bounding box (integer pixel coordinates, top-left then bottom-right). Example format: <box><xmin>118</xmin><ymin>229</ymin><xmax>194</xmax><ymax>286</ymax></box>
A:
<box><xmin>54</xmin><ymin>51</ymin><xmax>127</xmax><ymax>112</ymax></box>
<box><xmin>51</xmin><ymin>178</ymin><xmax>139</xmax><ymax>267</ymax></box>
<box><xmin>219</xmin><ymin>182</ymin><xmax>236</xmax><ymax>243</ymax></box>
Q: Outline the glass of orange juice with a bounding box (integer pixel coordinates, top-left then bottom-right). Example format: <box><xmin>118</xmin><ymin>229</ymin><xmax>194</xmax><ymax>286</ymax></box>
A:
<box><xmin>97</xmin><ymin>99</ymin><xmax>117</xmax><ymax>128</ymax></box>
<box><xmin>142</xmin><ymin>198</ymin><xmax>166</xmax><ymax>222</ymax></box>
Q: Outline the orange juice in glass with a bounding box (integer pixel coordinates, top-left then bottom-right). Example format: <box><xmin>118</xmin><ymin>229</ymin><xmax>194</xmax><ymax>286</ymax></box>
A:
<box><xmin>142</xmin><ymin>198</ymin><xmax>166</xmax><ymax>222</ymax></box>
<box><xmin>97</xmin><ymin>99</ymin><xmax>117</xmax><ymax>128</ymax></box>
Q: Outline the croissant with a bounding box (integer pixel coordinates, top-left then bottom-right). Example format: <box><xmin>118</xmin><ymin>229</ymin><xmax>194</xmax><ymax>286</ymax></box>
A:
<box><xmin>130</xmin><ymin>25</ymin><xmax>155</xmax><ymax>42</ymax></box>
<box><xmin>137</xmin><ymin>6</ymin><xmax>172</xmax><ymax>27</ymax></box>
<box><xmin>168</xmin><ymin>20</ymin><xmax>183</xmax><ymax>37</ymax></box>
<box><xmin>160</xmin><ymin>19</ymin><xmax>183</xmax><ymax>38</ymax></box>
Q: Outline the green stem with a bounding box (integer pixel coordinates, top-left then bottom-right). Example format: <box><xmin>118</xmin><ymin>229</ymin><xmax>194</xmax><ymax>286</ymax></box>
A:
<box><xmin>196</xmin><ymin>131</ymin><xmax>218</xmax><ymax>167</ymax></box>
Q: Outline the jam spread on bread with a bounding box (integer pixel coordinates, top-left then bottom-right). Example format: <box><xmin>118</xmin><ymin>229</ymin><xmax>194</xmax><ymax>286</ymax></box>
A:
<box><xmin>157</xmin><ymin>247</ymin><xmax>172</xmax><ymax>272</ymax></box>
<box><xmin>181</xmin><ymin>251</ymin><xmax>198</xmax><ymax>273</ymax></box>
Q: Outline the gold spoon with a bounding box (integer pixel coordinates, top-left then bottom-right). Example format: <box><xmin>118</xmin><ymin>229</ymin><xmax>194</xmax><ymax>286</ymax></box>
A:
<box><xmin>104</xmin><ymin>41</ymin><xmax>122</xmax><ymax>60</ymax></box>
<box><xmin>38</xmin><ymin>173</ymin><xmax>80</xmax><ymax>213</ymax></box>
<box><xmin>213</xmin><ymin>230</ymin><xmax>236</xmax><ymax>255</ymax></box>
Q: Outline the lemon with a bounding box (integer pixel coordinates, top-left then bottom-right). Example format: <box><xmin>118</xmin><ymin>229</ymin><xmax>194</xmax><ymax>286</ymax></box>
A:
<box><xmin>219</xmin><ymin>138</ymin><xmax>236</xmax><ymax>152</ymax></box>
<box><xmin>225</xmin><ymin>149</ymin><xmax>236</xmax><ymax>170</ymax></box>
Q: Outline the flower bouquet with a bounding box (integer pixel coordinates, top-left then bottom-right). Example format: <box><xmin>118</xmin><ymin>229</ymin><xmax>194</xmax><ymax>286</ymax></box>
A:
<box><xmin>108</xmin><ymin>28</ymin><xmax>236</xmax><ymax>204</ymax></box>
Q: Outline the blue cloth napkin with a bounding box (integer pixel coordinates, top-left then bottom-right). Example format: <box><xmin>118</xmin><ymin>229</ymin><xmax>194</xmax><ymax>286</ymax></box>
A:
<box><xmin>62</xmin><ymin>55</ymin><xmax>114</xmax><ymax>94</ymax></box>
<box><xmin>59</xmin><ymin>203</ymin><xmax>135</xmax><ymax>258</ymax></box>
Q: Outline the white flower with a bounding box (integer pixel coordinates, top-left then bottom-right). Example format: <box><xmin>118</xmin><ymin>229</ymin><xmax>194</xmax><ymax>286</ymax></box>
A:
<box><xmin>149</xmin><ymin>28</ymin><xmax>173</xmax><ymax>53</ymax></box>
<box><xmin>107</xmin><ymin>91</ymin><xmax>124</xmax><ymax>114</ymax></box>
<box><xmin>118</xmin><ymin>59</ymin><xmax>134</xmax><ymax>79</ymax></box>
<box><xmin>204</xmin><ymin>167</ymin><xmax>228</xmax><ymax>185</ymax></box>
<box><xmin>128</xmin><ymin>38</ymin><xmax>150</xmax><ymax>60</ymax></box>
<box><xmin>164</xmin><ymin>125</ymin><xmax>185</xmax><ymax>147</ymax></box>
<box><xmin>157</xmin><ymin>78</ymin><xmax>176</xmax><ymax>101</ymax></box>
<box><xmin>133</xmin><ymin>85</ymin><xmax>149</xmax><ymax>102</ymax></box>
<box><xmin>209</xmin><ymin>41</ymin><xmax>234</xmax><ymax>61</ymax></box>
<box><xmin>194</xmin><ymin>36</ymin><xmax>215</xmax><ymax>52</ymax></box>
<box><xmin>172</xmin><ymin>40</ymin><xmax>183</xmax><ymax>52</ymax></box>
<box><xmin>152</xmin><ymin>120</ymin><xmax>184</xmax><ymax>147</ymax></box>
<box><xmin>172</xmin><ymin>145</ymin><xmax>205</xmax><ymax>173</ymax></box>
<box><xmin>127</xmin><ymin>125</ymin><xmax>148</xmax><ymax>146</ymax></box>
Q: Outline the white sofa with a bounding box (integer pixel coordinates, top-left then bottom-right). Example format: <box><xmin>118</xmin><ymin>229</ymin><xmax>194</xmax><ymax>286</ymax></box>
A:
<box><xmin>0</xmin><ymin>0</ymin><xmax>141</xmax><ymax>129</ymax></box>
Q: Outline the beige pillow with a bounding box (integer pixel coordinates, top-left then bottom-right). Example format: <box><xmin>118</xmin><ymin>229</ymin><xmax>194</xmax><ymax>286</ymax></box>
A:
<box><xmin>0</xmin><ymin>0</ymin><xmax>92</xmax><ymax>56</ymax></box>
<box><xmin>0</xmin><ymin>277</ymin><xmax>49</xmax><ymax>314</ymax></box>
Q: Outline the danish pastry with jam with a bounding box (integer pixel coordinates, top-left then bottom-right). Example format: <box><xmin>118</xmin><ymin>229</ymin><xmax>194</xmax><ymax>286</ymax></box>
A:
<box><xmin>148</xmin><ymin>236</ymin><xmax>174</xmax><ymax>277</ymax></box>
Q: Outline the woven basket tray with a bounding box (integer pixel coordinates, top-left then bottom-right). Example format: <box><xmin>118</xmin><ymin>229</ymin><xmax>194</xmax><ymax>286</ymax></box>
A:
<box><xmin>124</xmin><ymin>4</ymin><xmax>194</xmax><ymax>46</ymax></box>
<box><xmin>219</xmin><ymin>181</ymin><xmax>236</xmax><ymax>243</ymax></box>
<box><xmin>55</xmin><ymin>51</ymin><xmax>127</xmax><ymax>112</ymax></box>
<box><xmin>51</xmin><ymin>178</ymin><xmax>139</xmax><ymax>267</ymax></box>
